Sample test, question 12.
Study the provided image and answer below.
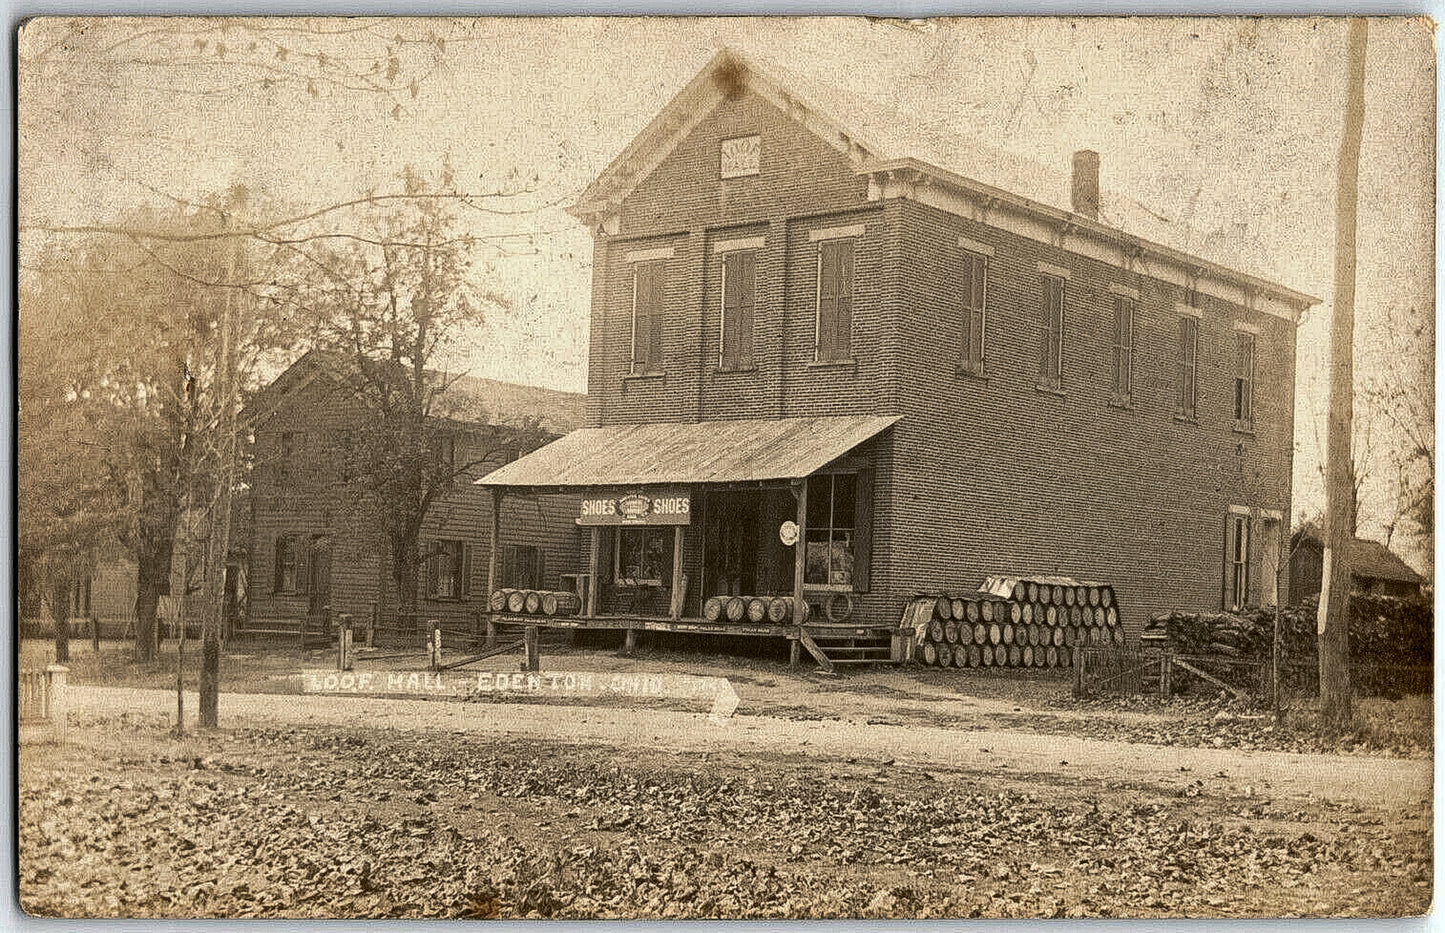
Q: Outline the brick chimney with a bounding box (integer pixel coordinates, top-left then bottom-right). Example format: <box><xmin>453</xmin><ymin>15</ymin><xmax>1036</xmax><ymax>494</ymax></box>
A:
<box><xmin>1071</xmin><ymin>149</ymin><xmax>1100</xmax><ymax>220</ymax></box>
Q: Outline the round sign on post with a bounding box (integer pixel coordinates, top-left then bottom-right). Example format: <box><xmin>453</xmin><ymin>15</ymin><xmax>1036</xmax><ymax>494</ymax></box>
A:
<box><xmin>779</xmin><ymin>521</ymin><xmax>799</xmax><ymax>546</ymax></box>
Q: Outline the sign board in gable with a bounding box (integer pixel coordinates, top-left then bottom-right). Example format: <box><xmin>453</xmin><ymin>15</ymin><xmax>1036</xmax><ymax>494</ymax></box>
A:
<box><xmin>577</xmin><ymin>486</ymin><xmax>692</xmax><ymax>526</ymax></box>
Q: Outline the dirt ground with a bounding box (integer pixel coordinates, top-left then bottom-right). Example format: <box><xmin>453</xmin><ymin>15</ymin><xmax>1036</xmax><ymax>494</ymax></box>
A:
<box><xmin>16</xmin><ymin>640</ymin><xmax>1435</xmax><ymax>919</ymax></box>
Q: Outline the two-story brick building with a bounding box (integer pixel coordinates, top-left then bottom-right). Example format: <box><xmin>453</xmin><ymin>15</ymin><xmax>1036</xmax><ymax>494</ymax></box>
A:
<box><xmin>477</xmin><ymin>50</ymin><xmax>1317</xmax><ymax>647</ymax></box>
<box><xmin>245</xmin><ymin>351</ymin><xmax>585</xmax><ymax>641</ymax></box>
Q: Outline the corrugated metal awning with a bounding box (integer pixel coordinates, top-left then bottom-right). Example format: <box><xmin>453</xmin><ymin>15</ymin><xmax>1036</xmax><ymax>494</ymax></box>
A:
<box><xmin>475</xmin><ymin>415</ymin><xmax>899</xmax><ymax>489</ymax></box>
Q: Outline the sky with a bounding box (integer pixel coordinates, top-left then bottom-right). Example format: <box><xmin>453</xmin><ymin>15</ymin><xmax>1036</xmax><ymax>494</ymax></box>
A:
<box><xmin>16</xmin><ymin>15</ymin><xmax>1436</xmax><ymax>570</ymax></box>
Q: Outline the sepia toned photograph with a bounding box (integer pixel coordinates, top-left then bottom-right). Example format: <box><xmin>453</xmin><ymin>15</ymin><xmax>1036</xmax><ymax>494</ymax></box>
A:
<box><xmin>15</xmin><ymin>15</ymin><xmax>1435</xmax><ymax>920</ymax></box>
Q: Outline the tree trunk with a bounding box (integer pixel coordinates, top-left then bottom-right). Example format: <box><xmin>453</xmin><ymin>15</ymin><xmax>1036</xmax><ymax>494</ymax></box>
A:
<box><xmin>1319</xmin><ymin>17</ymin><xmax>1368</xmax><ymax>732</ymax></box>
<box><xmin>50</xmin><ymin>575</ymin><xmax>70</xmax><ymax>663</ymax></box>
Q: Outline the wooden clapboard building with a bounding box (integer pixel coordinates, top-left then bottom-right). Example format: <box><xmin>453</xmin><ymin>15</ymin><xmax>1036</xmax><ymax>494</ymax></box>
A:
<box><xmin>476</xmin><ymin>50</ymin><xmax>1317</xmax><ymax>658</ymax></box>
<box><xmin>245</xmin><ymin>352</ymin><xmax>585</xmax><ymax>641</ymax></box>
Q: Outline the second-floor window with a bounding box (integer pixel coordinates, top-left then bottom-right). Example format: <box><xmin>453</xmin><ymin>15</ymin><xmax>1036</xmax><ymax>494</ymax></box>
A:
<box><xmin>1111</xmin><ymin>294</ymin><xmax>1135</xmax><ymax>401</ymax></box>
<box><xmin>720</xmin><ymin>249</ymin><xmax>756</xmax><ymax>370</ymax></box>
<box><xmin>631</xmin><ymin>260</ymin><xmax>665</xmax><ymax>374</ymax></box>
<box><xmin>959</xmin><ymin>250</ymin><xmax>987</xmax><ymax>375</ymax></box>
<box><xmin>815</xmin><ymin>239</ymin><xmax>854</xmax><ymax>362</ymax></box>
<box><xmin>1039</xmin><ymin>274</ymin><xmax>1065</xmax><ymax>388</ymax></box>
<box><xmin>278</xmin><ymin>431</ymin><xmax>302</xmax><ymax>484</ymax></box>
<box><xmin>1235</xmin><ymin>331</ymin><xmax>1257</xmax><ymax>428</ymax></box>
<box><xmin>1177</xmin><ymin>316</ymin><xmax>1200</xmax><ymax>420</ymax></box>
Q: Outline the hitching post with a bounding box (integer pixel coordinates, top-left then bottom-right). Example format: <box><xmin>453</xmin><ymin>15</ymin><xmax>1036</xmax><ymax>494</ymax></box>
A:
<box><xmin>429</xmin><ymin>620</ymin><xmax>442</xmax><ymax>671</ymax></box>
<box><xmin>337</xmin><ymin>614</ymin><xmax>354</xmax><ymax>672</ymax></box>
<box><xmin>523</xmin><ymin>625</ymin><xmax>540</xmax><ymax>672</ymax></box>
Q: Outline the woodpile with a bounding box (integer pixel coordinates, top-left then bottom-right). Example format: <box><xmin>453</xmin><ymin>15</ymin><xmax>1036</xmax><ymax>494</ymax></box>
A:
<box><xmin>905</xmin><ymin>575</ymin><xmax>1124</xmax><ymax>670</ymax></box>
<box><xmin>703</xmin><ymin>595</ymin><xmax>810</xmax><ymax>624</ymax></box>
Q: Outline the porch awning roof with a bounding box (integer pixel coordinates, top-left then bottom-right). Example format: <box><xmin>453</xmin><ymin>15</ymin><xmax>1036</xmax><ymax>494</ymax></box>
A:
<box><xmin>474</xmin><ymin>414</ymin><xmax>899</xmax><ymax>489</ymax></box>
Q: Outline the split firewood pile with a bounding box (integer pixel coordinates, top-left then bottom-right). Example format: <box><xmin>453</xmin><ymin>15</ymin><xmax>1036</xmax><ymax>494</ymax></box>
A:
<box><xmin>701</xmin><ymin>595</ymin><xmax>810</xmax><ymax>624</ymax></box>
<box><xmin>905</xmin><ymin>576</ymin><xmax>1122</xmax><ymax>669</ymax></box>
<box><xmin>488</xmin><ymin>589</ymin><xmax>582</xmax><ymax>617</ymax></box>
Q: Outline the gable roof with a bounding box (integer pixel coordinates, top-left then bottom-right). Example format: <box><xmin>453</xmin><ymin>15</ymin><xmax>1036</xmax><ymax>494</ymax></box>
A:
<box><xmin>244</xmin><ymin>350</ymin><xmax>585</xmax><ymax>434</ymax></box>
<box><xmin>1292</xmin><ymin>523</ymin><xmax>1426</xmax><ymax>585</ymax></box>
<box><xmin>573</xmin><ymin>48</ymin><xmax>1318</xmax><ymax>313</ymax></box>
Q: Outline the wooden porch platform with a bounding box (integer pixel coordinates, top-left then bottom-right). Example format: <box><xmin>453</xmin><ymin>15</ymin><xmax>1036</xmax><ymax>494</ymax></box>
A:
<box><xmin>484</xmin><ymin>612</ymin><xmax>893</xmax><ymax>641</ymax></box>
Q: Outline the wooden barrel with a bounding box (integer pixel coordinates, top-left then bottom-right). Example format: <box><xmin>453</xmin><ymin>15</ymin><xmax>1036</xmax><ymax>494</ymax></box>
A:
<box><xmin>489</xmin><ymin>589</ymin><xmax>511</xmax><ymax>612</ymax></box>
<box><xmin>1046</xmin><ymin>646</ymin><xmax>1059</xmax><ymax>667</ymax></box>
<box><xmin>951</xmin><ymin>597</ymin><xmax>967</xmax><ymax>621</ymax></box>
<box><xmin>1065</xmin><ymin>626</ymin><xmax>1078</xmax><ymax>647</ymax></box>
<box><xmin>1035</xmin><ymin>646</ymin><xmax>1048</xmax><ymax>667</ymax></box>
<box><xmin>766</xmin><ymin>596</ymin><xmax>791</xmax><ymax>623</ymax></box>
<box><xmin>988</xmin><ymin>623</ymin><xmax>1002</xmax><ymax>645</ymax></box>
<box><xmin>1112</xmin><ymin>627</ymin><xmax>1125</xmax><ymax>647</ymax></box>
<box><xmin>980</xmin><ymin>643</ymin><xmax>994</xmax><ymax>666</ymax></box>
<box><xmin>1009</xmin><ymin>603</ymin><xmax>1022</xmax><ymax>624</ymax></box>
<box><xmin>944</xmin><ymin>620</ymin><xmax>960</xmax><ymax>644</ymax></box>
<box><xmin>1059</xmin><ymin>647</ymin><xmax>1072</xmax><ymax>668</ymax></box>
<box><xmin>1008</xmin><ymin>645</ymin><xmax>1022</xmax><ymax>667</ymax></box>
<box><xmin>934</xmin><ymin>596</ymin><xmax>953</xmax><ymax>621</ymax></box>
<box><xmin>542</xmin><ymin>591</ymin><xmax>580</xmax><ymax>617</ymax></box>
<box><xmin>704</xmin><ymin>596</ymin><xmax>725</xmax><ymax>621</ymax></box>
<box><xmin>1106</xmin><ymin>607</ymin><xmax>1119</xmax><ymax>627</ymax></box>
<box><xmin>1021</xmin><ymin>603</ymin><xmax>1035</xmax><ymax>625</ymax></box>
<box><xmin>963</xmin><ymin>644</ymin><xmax>978</xmax><ymax>667</ymax></box>
<box><xmin>1102</xmin><ymin>587</ymin><xmax>1115</xmax><ymax>608</ymax></box>
<box><xmin>965</xmin><ymin>600</ymin><xmax>981</xmax><ymax>623</ymax></box>
<box><xmin>1012</xmin><ymin>581</ymin><xmax>1027</xmax><ymax>602</ymax></box>
<box><xmin>746</xmin><ymin>597</ymin><xmax>768</xmax><ymax>623</ymax></box>
<box><xmin>936</xmin><ymin>644</ymin><xmax>953</xmax><ymax>667</ymax></box>
<box><xmin>1063</xmin><ymin>587</ymin><xmax>1076</xmax><ymax>607</ymax></box>
<box><xmin>1089</xmin><ymin>607</ymin><xmax>1102</xmax><ymax>626</ymax></box>
<box><xmin>1001</xmin><ymin>623</ymin><xmax>1015</xmax><ymax>645</ymax></box>
<box><xmin>524</xmin><ymin>591</ymin><xmax>543</xmax><ymax>614</ymax></box>
<box><xmin>1069</xmin><ymin>606</ymin><xmax>1082</xmax><ymax>625</ymax></box>
<box><xmin>928</xmin><ymin>618</ymin><xmax>945</xmax><ymax>642</ymax></box>
<box><xmin>973</xmin><ymin>622</ymin><xmax>987</xmax><ymax>645</ymax></box>
<box><xmin>726</xmin><ymin>597</ymin><xmax>747</xmax><ymax>622</ymax></box>
<box><xmin>1031</xmin><ymin>622</ymin><xmax>1045</xmax><ymax>646</ymax></box>
<box><xmin>1027</xmin><ymin>581</ymin><xmax>1039</xmax><ymax>602</ymax></box>
<box><xmin>922</xmin><ymin>642</ymin><xmax>938</xmax><ymax>666</ymax></box>
<box><xmin>1052</xmin><ymin>626</ymin><xmax>1065</xmax><ymax>648</ymax></box>
<box><xmin>1088</xmin><ymin>586</ymin><xmax>1101</xmax><ymax>607</ymax></box>
<box><xmin>506</xmin><ymin>590</ymin><xmax>527</xmax><ymax>613</ymax></box>
<box><xmin>1051</xmin><ymin>585</ymin><xmax>1064</xmax><ymax>605</ymax></box>
<box><xmin>1046</xmin><ymin>605</ymin><xmax>1058</xmax><ymax>626</ymax></box>
<box><xmin>1074</xmin><ymin>585</ymin><xmax>1088</xmax><ymax>606</ymax></box>
<box><xmin>1039</xmin><ymin>585</ymin><xmax>1052</xmax><ymax>606</ymax></box>
<box><xmin>1021</xmin><ymin>645</ymin><xmax>1034</xmax><ymax>667</ymax></box>
<box><xmin>981</xmin><ymin>600</ymin><xmax>995</xmax><ymax>623</ymax></box>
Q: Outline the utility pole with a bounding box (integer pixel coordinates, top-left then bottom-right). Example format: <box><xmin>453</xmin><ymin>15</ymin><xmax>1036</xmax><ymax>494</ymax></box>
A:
<box><xmin>1318</xmin><ymin>17</ymin><xmax>1368</xmax><ymax>732</ymax></box>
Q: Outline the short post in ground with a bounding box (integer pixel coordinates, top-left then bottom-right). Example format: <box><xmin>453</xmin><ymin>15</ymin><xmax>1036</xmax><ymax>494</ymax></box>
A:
<box><xmin>428</xmin><ymin>620</ymin><xmax>442</xmax><ymax>671</ymax></box>
<box><xmin>523</xmin><ymin>625</ymin><xmax>540</xmax><ymax>672</ymax></box>
<box><xmin>337</xmin><ymin>614</ymin><xmax>354</xmax><ymax>671</ymax></box>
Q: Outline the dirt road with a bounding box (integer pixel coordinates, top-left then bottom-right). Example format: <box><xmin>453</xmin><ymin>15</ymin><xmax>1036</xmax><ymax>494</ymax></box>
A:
<box><xmin>66</xmin><ymin>685</ymin><xmax>1431</xmax><ymax>809</ymax></box>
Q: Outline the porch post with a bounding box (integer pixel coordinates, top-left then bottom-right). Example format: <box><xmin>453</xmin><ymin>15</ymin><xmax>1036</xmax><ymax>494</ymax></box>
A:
<box><xmin>670</xmin><ymin>525</ymin><xmax>685</xmax><ymax>620</ymax></box>
<box><xmin>792</xmin><ymin>477</ymin><xmax>808</xmax><ymax>615</ymax></box>
<box><xmin>486</xmin><ymin>488</ymin><xmax>503</xmax><ymax>602</ymax></box>
<box><xmin>587</xmin><ymin>527</ymin><xmax>600</xmax><ymax>617</ymax></box>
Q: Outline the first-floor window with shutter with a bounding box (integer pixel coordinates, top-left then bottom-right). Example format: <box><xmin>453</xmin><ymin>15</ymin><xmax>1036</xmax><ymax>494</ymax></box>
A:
<box><xmin>1235</xmin><ymin>331</ymin><xmax>1256</xmax><ymax>427</ymax></box>
<box><xmin>501</xmin><ymin>544</ymin><xmax>544</xmax><ymax>590</ymax></box>
<box><xmin>1039</xmin><ymin>274</ymin><xmax>1065</xmax><ymax>388</ymax></box>
<box><xmin>1111</xmin><ymin>295</ymin><xmax>1135</xmax><ymax>400</ymax></box>
<box><xmin>815</xmin><ymin>238</ymin><xmax>854</xmax><ymax>362</ymax></box>
<box><xmin>960</xmin><ymin>250</ymin><xmax>987</xmax><ymax>375</ymax></box>
<box><xmin>631</xmin><ymin>260</ymin><xmax>666</xmax><ymax>374</ymax></box>
<box><xmin>720</xmin><ymin>249</ymin><xmax>757</xmax><ymax>369</ymax></box>
<box><xmin>1224</xmin><ymin>511</ymin><xmax>1251</xmax><ymax>610</ymax></box>
<box><xmin>1177</xmin><ymin>316</ymin><xmax>1200</xmax><ymax>419</ymax></box>
<box><xmin>273</xmin><ymin>536</ymin><xmax>297</xmax><ymax>594</ymax></box>
<box><xmin>426</xmin><ymin>540</ymin><xmax>472</xmax><ymax>600</ymax></box>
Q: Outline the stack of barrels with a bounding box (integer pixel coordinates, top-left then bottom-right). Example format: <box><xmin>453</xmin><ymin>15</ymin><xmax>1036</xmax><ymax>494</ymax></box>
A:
<box><xmin>489</xmin><ymin>588</ymin><xmax>581</xmax><ymax>617</ymax></box>
<box><xmin>909</xmin><ymin>577</ymin><xmax>1123</xmax><ymax>669</ymax></box>
<box><xmin>702</xmin><ymin>595</ymin><xmax>810</xmax><ymax>625</ymax></box>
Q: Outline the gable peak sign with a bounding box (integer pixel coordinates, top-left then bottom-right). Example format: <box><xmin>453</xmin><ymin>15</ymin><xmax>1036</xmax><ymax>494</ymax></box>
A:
<box><xmin>578</xmin><ymin>486</ymin><xmax>691</xmax><ymax>526</ymax></box>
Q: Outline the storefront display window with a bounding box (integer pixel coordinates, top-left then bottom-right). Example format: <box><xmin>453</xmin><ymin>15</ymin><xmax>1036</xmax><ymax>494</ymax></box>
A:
<box><xmin>805</xmin><ymin>473</ymin><xmax>856</xmax><ymax>589</ymax></box>
<box><xmin>616</xmin><ymin>527</ymin><xmax>669</xmax><ymax>586</ymax></box>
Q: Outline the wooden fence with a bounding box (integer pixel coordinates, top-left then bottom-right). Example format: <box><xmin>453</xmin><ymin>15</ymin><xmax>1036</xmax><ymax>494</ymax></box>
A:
<box><xmin>19</xmin><ymin>665</ymin><xmax>69</xmax><ymax>726</ymax></box>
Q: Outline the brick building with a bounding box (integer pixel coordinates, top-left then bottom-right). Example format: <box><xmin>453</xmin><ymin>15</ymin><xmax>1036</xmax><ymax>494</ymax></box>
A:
<box><xmin>245</xmin><ymin>352</ymin><xmax>585</xmax><ymax>639</ymax></box>
<box><xmin>477</xmin><ymin>50</ymin><xmax>1317</xmax><ymax>641</ymax></box>
<box><xmin>1289</xmin><ymin>525</ymin><xmax>1428</xmax><ymax>602</ymax></box>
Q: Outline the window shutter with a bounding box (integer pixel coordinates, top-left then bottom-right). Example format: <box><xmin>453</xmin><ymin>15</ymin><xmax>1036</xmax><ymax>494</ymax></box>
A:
<box><xmin>737</xmin><ymin>250</ymin><xmax>755</xmax><ymax>366</ymax></box>
<box><xmin>836</xmin><ymin>241</ymin><xmax>853</xmax><ymax>360</ymax></box>
<box><xmin>648</xmin><ymin>263</ymin><xmax>664</xmax><ymax>371</ymax></box>
<box><xmin>817</xmin><ymin>246</ymin><xmax>837</xmax><ymax>360</ymax></box>
<box><xmin>1040</xmin><ymin>278</ymin><xmax>1053</xmax><ymax>377</ymax></box>
<box><xmin>461</xmin><ymin>544</ymin><xmax>473</xmax><ymax>599</ymax></box>
<box><xmin>296</xmin><ymin>545</ymin><xmax>311</xmax><ymax>597</ymax></box>
<box><xmin>426</xmin><ymin>545</ymin><xmax>438</xmax><ymax>599</ymax></box>
<box><xmin>1222</xmin><ymin>513</ymin><xmax>1237</xmax><ymax>610</ymax></box>
<box><xmin>853</xmin><ymin>468</ymin><xmax>874</xmax><ymax>593</ymax></box>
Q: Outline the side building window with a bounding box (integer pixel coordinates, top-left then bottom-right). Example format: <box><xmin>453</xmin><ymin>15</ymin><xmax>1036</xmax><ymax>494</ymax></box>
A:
<box><xmin>959</xmin><ymin>250</ymin><xmax>987</xmax><ymax>375</ymax></box>
<box><xmin>630</xmin><ymin>259</ymin><xmax>665</xmax><ymax>374</ymax></box>
<box><xmin>720</xmin><ymin>249</ymin><xmax>757</xmax><ymax>370</ymax></box>
<box><xmin>1235</xmin><ymin>330</ymin><xmax>1257</xmax><ymax>428</ymax></box>
<box><xmin>1177</xmin><ymin>316</ymin><xmax>1200</xmax><ymax>420</ymax></box>
<box><xmin>803</xmin><ymin>471</ymin><xmax>874</xmax><ymax>592</ymax></box>
<box><xmin>1223</xmin><ymin>509</ymin><xmax>1252</xmax><ymax>611</ymax></box>
<box><xmin>427</xmin><ymin>540</ymin><xmax>472</xmax><ymax>600</ymax></box>
<box><xmin>1111</xmin><ymin>294</ymin><xmax>1135</xmax><ymax>401</ymax></box>
<box><xmin>815</xmin><ymin>238</ymin><xmax>854</xmax><ymax>362</ymax></box>
<box><xmin>274</xmin><ymin>535</ymin><xmax>297</xmax><ymax>594</ymax></box>
<box><xmin>1039</xmin><ymin>273</ymin><xmax>1065</xmax><ymax>389</ymax></box>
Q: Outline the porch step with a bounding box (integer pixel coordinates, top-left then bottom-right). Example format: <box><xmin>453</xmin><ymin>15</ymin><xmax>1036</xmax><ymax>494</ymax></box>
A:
<box><xmin>802</xmin><ymin>631</ymin><xmax>897</xmax><ymax>671</ymax></box>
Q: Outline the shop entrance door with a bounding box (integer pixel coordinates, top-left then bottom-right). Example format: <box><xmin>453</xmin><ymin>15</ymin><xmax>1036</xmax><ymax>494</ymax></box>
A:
<box><xmin>704</xmin><ymin>491</ymin><xmax>757</xmax><ymax>598</ymax></box>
